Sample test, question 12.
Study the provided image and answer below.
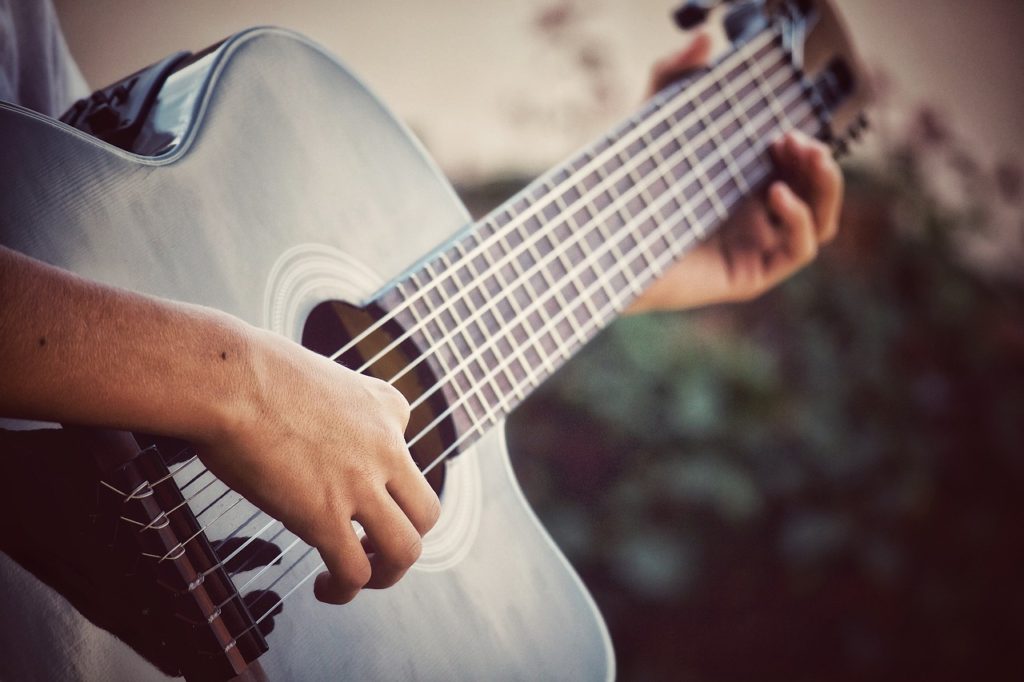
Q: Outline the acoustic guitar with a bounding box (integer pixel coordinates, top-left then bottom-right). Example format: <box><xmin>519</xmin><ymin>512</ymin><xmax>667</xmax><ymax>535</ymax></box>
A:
<box><xmin>0</xmin><ymin>1</ymin><xmax>869</xmax><ymax>679</ymax></box>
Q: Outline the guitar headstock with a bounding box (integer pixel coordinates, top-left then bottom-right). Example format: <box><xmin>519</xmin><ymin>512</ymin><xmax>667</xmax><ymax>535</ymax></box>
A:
<box><xmin>676</xmin><ymin>0</ymin><xmax>872</xmax><ymax>156</ymax></box>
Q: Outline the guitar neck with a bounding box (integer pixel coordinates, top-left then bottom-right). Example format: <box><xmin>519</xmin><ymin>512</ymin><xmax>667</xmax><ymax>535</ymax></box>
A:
<box><xmin>379</xmin><ymin>27</ymin><xmax>848</xmax><ymax>456</ymax></box>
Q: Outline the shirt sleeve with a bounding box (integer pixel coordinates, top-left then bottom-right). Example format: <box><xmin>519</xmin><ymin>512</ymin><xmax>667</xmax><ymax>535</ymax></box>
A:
<box><xmin>0</xmin><ymin>0</ymin><xmax>90</xmax><ymax>117</ymax></box>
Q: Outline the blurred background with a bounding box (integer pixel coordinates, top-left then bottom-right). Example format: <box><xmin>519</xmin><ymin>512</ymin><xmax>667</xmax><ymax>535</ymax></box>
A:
<box><xmin>56</xmin><ymin>1</ymin><xmax>1024</xmax><ymax>679</ymax></box>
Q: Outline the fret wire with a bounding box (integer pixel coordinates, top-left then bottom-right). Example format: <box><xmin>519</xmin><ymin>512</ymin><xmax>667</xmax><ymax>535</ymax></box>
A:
<box><xmin>534</xmin><ymin>178</ymin><xmax>590</xmax><ymax>349</ymax></box>
<box><xmin>223</xmin><ymin>102</ymin><xmax>819</xmax><ymax>624</ymax></box>
<box><xmin>408</xmin><ymin>89</ymin><xmax>815</xmax><ymax>455</ymax></box>
<box><xmin>325</xmin><ymin>30</ymin><xmax>782</xmax><ymax>370</ymax></box>
<box><xmin>719</xmin><ymin>59</ymin><xmax>763</xmax><ymax>193</ymax></box>
<box><xmin>432</xmin><ymin>248</ymin><xmax>503</xmax><ymax>409</ymax></box>
<box><xmin>179</xmin><ymin>34</ymin><xmax>810</xmax><ymax>609</ymax></box>
<box><xmin>395</xmin><ymin>211</ymin><xmax>564</xmax><ymax>401</ymax></box>
<box><xmin>646</xmin><ymin>109</ymin><xmax>707</xmax><ymax>245</ymax></box>
<box><xmin>613</xmin><ymin>145</ymin><xmax>663</xmax><ymax>274</ymax></box>
<box><xmin>475</xmin><ymin>240</ymin><xmax>540</xmax><ymax>403</ymax></box>
<box><xmin>637</xmin><ymin>117</ymin><xmax>690</xmax><ymax>255</ymax></box>
<box><xmin>236</xmin><ymin>87</ymin><xmax>772</xmax><ymax>625</ymax></box>
<box><xmin>684</xmin><ymin>93</ymin><xmax>730</xmax><ymax>229</ymax></box>
<box><xmin>569</xmin><ymin>149</ymin><xmax>623</xmax><ymax>314</ymax></box>
<box><xmin>403</xmin><ymin>238</ymin><xmax>544</xmax><ymax>411</ymax></box>
<box><xmin>431</xmin><ymin>253</ymin><xmax>475</xmax><ymax>359</ymax></box>
<box><xmin>178</xmin><ymin>46</ymin><xmax>800</xmax><ymax>515</ymax></box>
<box><xmin>346</xmin><ymin>43</ymin><xmax>790</xmax><ymax>389</ymax></box>
<box><xmin>463</xmin><ymin>233</ymin><xmax>547</xmax><ymax>388</ymax></box>
<box><xmin>698</xmin><ymin>81</ymin><xmax>752</xmax><ymax>197</ymax></box>
<box><xmin>442</xmin><ymin>246</ymin><xmax>520</xmax><ymax>411</ymax></box>
<box><xmin>402</xmin><ymin>59</ymin><xmax>803</xmax><ymax>427</ymax></box>
<box><xmin>410</xmin><ymin>211</ymin><xmax>570</xmax><ymax>419</ymax></box>
<box><xmin>265</xmin><ymin>99</ymin><xmax>821</xmax><ymax>650</ymax></box>
<box><xmin>414</xmin><ymin>263</ymin><xmax>490</xmax><ymax>427</ymax></box>
<box><xmin>545</xmin><ymin>179</ymin><xmax>607</xmax><ymax>328</ymax></box>
<box><xmin>591</xmin><ymin>154</ymin><xmax>646</xmax><ymax>301</ymax></box>
<box><xmin>510</xmin><ymin>195</ymin><xmax>577</xmax><ymax>361</ymax></box>
<box><xmin>507</xmin><ymin>210</ymin><xmax>565</xmax><ymax>368</ymax></box>
<box><xmin>436</xmin><ymin>249</ymin><xmax>511</xmax><ymax>413</ymax></box>
<box><xmin>416</xmin><ymin>100</ymin><xmax>819</xmax><ymax>472</ymax></box>
<box><xmin>486</xmin><ymin>219</ymin><xmax>559</xmax><ymax>380</ymax></box>
<box><xmin>752</xmin><ymin>48</ymin><xmax>794</xmax><ymax>130</ymax></box>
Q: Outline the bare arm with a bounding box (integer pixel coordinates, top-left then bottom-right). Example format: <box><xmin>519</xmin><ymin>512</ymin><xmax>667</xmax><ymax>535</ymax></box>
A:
<box><xmin>0</xmin><ymin>245</ymin><xmax>439</xmax><ymax>604</ymax></box>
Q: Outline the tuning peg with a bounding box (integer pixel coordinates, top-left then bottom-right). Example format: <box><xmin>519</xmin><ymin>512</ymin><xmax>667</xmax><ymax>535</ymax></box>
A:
<box><xmin>832</xmin><ymin>137</ymin><xmax>850</xmax><ymax>157</ymax></box>
<box><xmin>724</xmin><ymin>1</ymin><xmax>768</xmax><ymax>45</ymax></box>
<box><xmin>673</xmin><ymin>1</ymin><xmax>716</xmax><ymax>30</ymax></box>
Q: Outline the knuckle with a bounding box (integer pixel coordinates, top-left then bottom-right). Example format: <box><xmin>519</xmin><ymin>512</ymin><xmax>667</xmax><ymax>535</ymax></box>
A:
<box><xmin>423</xmin><ymin>493</ymin><xmax>442</xmax><ymax>532</ymax></box>
<box><xmin>802</xmin><ymin>241</ymin><xmax>819</xmax><ymax>263</ymax></box>
<box><xmin>410</xmin><ymin>490</ymin><xmax>442</xmax><ymax>535</ymax></box>
<box><xmin>380</xmin><ymin>530</ymin><xmax>423</xmax><ymax>570</ymax></box>
<box><xmin>397</xmin><ymin>534</ymin><xmax>423</xmax><ymax>567</ymax></box>
<box><xmin>380</xmin><ymin>427</ymin><xmax>410</xmax><ymax>461</ymax></box>
<box><xmin>343</xmin><ymin>559</ymin><xmax>372</xmax><ymax>590</ymax></box>
<box><xmin>362</xmin><ymin>375</ymin><xmax>408</xmax><ymax>412</ymax></box>
<box><xmin>378</xmin><ymin>381</ymin><xmax>411</xmax><ymax>421</ymax></box>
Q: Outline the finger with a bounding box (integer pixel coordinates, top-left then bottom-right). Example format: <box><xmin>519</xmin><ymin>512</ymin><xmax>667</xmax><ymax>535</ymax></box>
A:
<box><xmin>387</xmin><ymin>458</ymin><xmax>442</xmax><ymax>536</ymax></box>
<box><xmin>768</xmin><ymin>181</ymin><xmax>817</xmax><ymax>270</ymax></box>
<box><xmin>804</xmin><ymin>142</ymin><xmax>843</xmax><ymax>242</ymax></box>
<box><xmin>648</xmin><ymin>33</ymin><xmax>713</xmax><ymax>96</ymax></box>
<box><xmin>773</xmin><ymin>132</ymin><xmax>843</xmax><ymax>242</ymax></box>
<box><xmin>748</xmin><ymin>207</ymin><xmax>779</xmax><ymax>254</ymax></box>
<box><xmin>313</xmin><ymin>522</ymin><xmax>372</xmax><ymax>605</ymax></box>
<box><xmin>357</xmin><ymin>493</ymin><xmax>424</xmax><ymax>590</ymax></box>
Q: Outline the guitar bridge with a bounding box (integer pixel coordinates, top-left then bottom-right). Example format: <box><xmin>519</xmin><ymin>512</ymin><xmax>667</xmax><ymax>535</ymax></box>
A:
<box><xmin>92</xmin><ymin>433</ymin><xmax>270</xmax><ymax>681</ymax></box>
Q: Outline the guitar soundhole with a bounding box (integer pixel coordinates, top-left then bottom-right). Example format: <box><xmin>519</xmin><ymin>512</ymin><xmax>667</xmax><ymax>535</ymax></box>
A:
<box><xmin>302</xmin><ymin>300</ymin><xmax>451</xmax><ymax>495</ymax></box>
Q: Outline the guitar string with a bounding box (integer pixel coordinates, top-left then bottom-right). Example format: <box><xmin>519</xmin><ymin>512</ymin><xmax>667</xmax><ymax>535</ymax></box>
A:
<box><xmin>412</xmin><ymin>94</ymin><xmax>819</xmax><ymax>473</ymax></box>
<box><xmin>330</xmin><ymin>35</ymin><xmax>783</xmax><ymax>383</ymax></box>
<box><xmin>242</xmin><ymin>104</ymin><xmax>824</xmax><ymax>638</ymax></box>
<box><xmin>360</xmin><ymin>45</ymin><xmax>790</xmax><ymax>401</ymax></box>
<box><xmin>386</xmin><ymin>55</ymin><xmax>809</xmax><ymax>450</ymax></box>
<box><xmin>395</xmin><ymin>57</ymin><xmax>802</xmax><ymax>434</ymax></box>
<box><xmin>167</xmin><ymin>37</ymin><xmax>794</xmax><ymax>548</ymax></box>
<box><xmin>148</xmin><ymin>35</ymin><xmax>815</xmax><ymax>614</ymax></box>
<box><xmin>388</xmin><ymin>53</ymin><xmax>790</xmax><ymax>424</ymax></box>
<box><xmin>322</xmin><ymin>29</ymin><xmax>781</xmax><ymax>367</ymax></box>
<box><xmin>223</xmin><ymin>98</ymin><xmax>821</xmax><ymax>636</ymax></box>
<box><xmin>182</xmin><ymin>62</ymin><xmax>815</xmax><ymax>577</ymax></box>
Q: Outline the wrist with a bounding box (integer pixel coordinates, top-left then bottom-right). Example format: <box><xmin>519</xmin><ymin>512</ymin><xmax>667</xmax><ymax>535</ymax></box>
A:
<box><xmin>183</xmin><ymin>309</ymin><xmax>266</xmax><ymax>446</ymax></box>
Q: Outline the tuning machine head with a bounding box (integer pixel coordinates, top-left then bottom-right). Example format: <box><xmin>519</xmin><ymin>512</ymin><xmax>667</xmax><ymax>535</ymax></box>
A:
<box><xmin>673</xmin><ymin>1</ymin><xmax>770</xmax><ymax>49</ymax></box>
<box><xmin>672</xmin><ymin>0</ymin><xmax>717</xmax><ymax>30</ymax></box>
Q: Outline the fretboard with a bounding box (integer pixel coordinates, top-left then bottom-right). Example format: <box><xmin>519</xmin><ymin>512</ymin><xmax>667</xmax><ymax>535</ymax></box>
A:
<box><xmin>379</xmin><ymin>28</ymin><xmax>839</xmax><ymax>463</ymax></box>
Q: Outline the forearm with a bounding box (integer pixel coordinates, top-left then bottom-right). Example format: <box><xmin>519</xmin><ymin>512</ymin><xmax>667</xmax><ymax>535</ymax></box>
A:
<box><xmin>0</xmin><ymin>245</ymin><xmax>258</xmax><ymax>441</ymax></box>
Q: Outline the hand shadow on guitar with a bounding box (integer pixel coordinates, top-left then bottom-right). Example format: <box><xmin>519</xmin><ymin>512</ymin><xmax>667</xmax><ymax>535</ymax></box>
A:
<box><xmin>0</xmin><ymin>428</ymin><xmax>283</xmax><ymax>678</ymax></box>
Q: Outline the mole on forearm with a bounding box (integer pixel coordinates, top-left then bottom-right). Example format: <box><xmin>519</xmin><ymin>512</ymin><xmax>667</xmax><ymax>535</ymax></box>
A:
<box><xmin>38</xmin><ymin>337</ymin><xmax>46</xmax><ymax>348</ymax></box>
<box><xmin>221</xmin><ymin>351</ymin><xmax>228</xmax><ymax>360</ymax></box>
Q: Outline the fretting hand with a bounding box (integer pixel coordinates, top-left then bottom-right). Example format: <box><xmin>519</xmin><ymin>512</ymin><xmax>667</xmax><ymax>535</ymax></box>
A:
<box><xmin>629</xmin><ymin>34</ymin><xmax>844</xmax><ymax>313</ymax></box>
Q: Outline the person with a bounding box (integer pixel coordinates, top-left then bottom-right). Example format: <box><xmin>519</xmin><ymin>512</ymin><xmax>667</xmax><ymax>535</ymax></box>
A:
<box><xmin>0</xmin><ymin>3</ymin><xmax>842</xmax><ymax>607</ymax></box>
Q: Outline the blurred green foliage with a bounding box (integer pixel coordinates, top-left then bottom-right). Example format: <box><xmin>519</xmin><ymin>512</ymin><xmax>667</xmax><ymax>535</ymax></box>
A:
<box><xmin>465</xmin><ymin>129</ymin><xmax>1024</xmax><ymax>680</ymax></box>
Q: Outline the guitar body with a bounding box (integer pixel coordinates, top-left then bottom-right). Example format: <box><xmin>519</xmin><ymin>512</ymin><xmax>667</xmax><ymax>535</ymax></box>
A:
<box><xmin>0</xmin><ymin>29</ymin><xmax>612</xmax><ymax>680</ymax></box>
